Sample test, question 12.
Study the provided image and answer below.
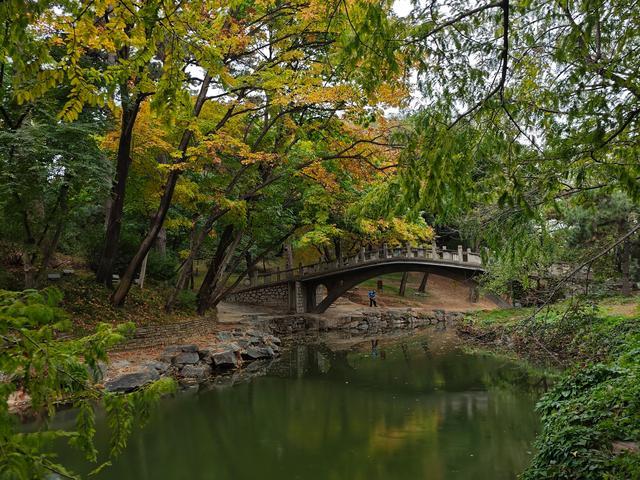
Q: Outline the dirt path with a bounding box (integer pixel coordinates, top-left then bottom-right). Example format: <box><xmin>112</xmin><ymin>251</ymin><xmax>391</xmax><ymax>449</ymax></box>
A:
<box><xmin>335</xmin><ymin>273</ymin><xmax>497</xmax><ymax>312</ymax></box>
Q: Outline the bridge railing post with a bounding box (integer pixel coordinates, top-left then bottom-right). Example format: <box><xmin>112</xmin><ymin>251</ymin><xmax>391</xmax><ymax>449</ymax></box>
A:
<box><xmin>442</xmin><ymin>246</ymin><xmax>447</xmax><ymax>260</ymax></box>
<box><xmin>431</xmin><ymin>240</ymin><xmax>437</xmax><ymax>259</ymax></box>
<box><xmin>382</xmin><ymin>243</ymin><xmax>388</xmax><ymax>259</ymax></box>
<box><xmin>457</xmin><ymin>245</ymin><xmax>463</xmax><ymax>262</ymax></box>
<box><xmin>406</xmin><ymin>243</ymin><xmax>412</xmax><ymax>258</ymax></box>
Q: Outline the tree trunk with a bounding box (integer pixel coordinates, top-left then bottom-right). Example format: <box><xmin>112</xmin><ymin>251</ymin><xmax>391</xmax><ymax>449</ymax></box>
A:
<box><xmin>111</xmin><ymin>169</ymin><xmax>181</xmax><ymax>305</ymax></box>
<box><xmin>196</xmin><ymin>225</ymin><xmax>241</xmax><ymax>314</ymax></box>
<box><xmin>206</xmin><ymin>228</ymin><xmax>298</xmax><ymax>310</ymax></box>
<box><xmin>334</xmin><ymin>238</ymin><xmax>342</xmax><ymax>264</ymax></box>
<box><xmin>246</xmin><ymin>251</ymin><xmax>257</xmax><ymax>286</ymax></box>
<box><xmin>35</xmin><ymin>184</ymin><xmax>69</xmax><ymax>286</ymax></box>
<box><xmin>284</xmin><ymin>240</ymin><xmax>294</xmax><ymax>270</ymax></box>
<box><xmin>206</xmin><ymin>240</ymin><xmax>254</xmax><ymax>309</ymax></box>
<box><xmin>22</xmin><ymin>251</ymin><xmax>36</xmax><ymax>289</ymax></box>
<box><xmin>96</xmin><ymin>93</ymin><xmax>143</xmax><ymax>286</ymax></box>
<box><xmin>164</xmin><ymin>208</ymin><xmax>228</xmax><ymax>312</ymax></box>
<box><xmin>399</xmin><ymin>272</ymin><xmax>409</xmax><ymax>296</ymax></box>
<box><xmin>418</xmin><ymin>273</ymin><xmax>429</xmax><ymax>293</ymax></box>
<box><xmin>621</xmin><ymin>239</ymin><xmax>631</xmax><ymax>296</ymax></box>
<box><xmin>156</xmin><ymin>226</ymin><xmax>167</xmax><ymax>256</ymax></box>
<box><xmin>110</xmin><ymin>74</ymin><xmax>212</xmax><ymax>306</ymax></box>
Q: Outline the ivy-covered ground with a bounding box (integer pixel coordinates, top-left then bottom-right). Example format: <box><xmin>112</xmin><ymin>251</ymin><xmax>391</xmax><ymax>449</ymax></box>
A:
<box><xmin>459</xmin><ymin>296</ymin><xmax>640</xmax><ymax>479</ymax></box>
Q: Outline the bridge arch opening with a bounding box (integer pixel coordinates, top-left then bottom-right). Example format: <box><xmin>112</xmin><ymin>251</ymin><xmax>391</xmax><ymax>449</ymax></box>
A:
<box><xmin>314</xmin><ymin>284</ymin><xmax>328</xmax><ymax>307</ymax></box>
<box><xmin>308</xmin><ymin>264</ymin><xmax>486</xmax><ymax>314</ymax></box>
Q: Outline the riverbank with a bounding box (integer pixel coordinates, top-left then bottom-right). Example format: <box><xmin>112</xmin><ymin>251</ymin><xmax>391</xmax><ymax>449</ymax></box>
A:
<box><xmin>456</xmin><ymin>296</ymin><xmax>640</xmax><ymax>479</ymax></box>
<box><xmin>100</xmin><ymin>305</ymin><xmax>468</xmax><ymax>393</ymax></box>
<box><xmin>54</xmin><ymin>326</ymin><xmax>546</xmax><ymax>480</ymax></box>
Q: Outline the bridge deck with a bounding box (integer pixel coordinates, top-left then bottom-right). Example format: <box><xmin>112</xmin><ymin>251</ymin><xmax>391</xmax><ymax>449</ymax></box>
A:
<box><xmin>242</xmin><ymin>245</ymin><xmax>483</xmax><ymax>290</ymax></box>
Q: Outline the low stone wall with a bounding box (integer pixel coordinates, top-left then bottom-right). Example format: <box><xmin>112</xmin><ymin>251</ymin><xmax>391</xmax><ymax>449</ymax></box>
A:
<box><xmin>266</xmin><ymin>309</ymin><xmax>466</xmax><ymax>335</ymax></box>
<box><xmin>225</xmin><ymin>282</ymin><xmax>290</xmax><ymax>309</ymax></box>
<box><xmin>114</xmin><ymin>318</ymin><xmax>217</xmax><ymax>350</ymax></box>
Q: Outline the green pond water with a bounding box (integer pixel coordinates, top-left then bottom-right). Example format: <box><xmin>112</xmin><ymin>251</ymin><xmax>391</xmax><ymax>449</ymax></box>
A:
<box><xmin>55</xmin><ymin>329</ymin><xmax>546</xmax><ymax>480</ymax></box>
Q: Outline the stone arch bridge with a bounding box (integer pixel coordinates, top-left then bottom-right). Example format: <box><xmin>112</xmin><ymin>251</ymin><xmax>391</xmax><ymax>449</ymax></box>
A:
<box><xmin>226</xmin><ymin>244</ymin><xmax>502</xmax><ymax>313</ymax></box>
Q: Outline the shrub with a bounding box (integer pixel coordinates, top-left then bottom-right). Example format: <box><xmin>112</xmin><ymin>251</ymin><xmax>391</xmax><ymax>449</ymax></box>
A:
<box><xmin>0</xmin><ymin>288</ymin><xmax>175</xmax><ymax>479</ymax></box>
<box><xmin>146</xmin><ymin>251</ymin><xmax>179</xmax><ymax>282</ymax></box>
<box><xmin>523</xmin><ymin>361</ymin><xmax>640</xmax><ymax>479</ymax></box>
<box><xmin>174</xmin><ymin>288</ymin><xmax>197</xmax><ymax>311</ymax></box>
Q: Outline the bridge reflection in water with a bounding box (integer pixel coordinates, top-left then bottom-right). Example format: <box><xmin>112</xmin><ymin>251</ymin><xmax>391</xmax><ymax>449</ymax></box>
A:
<box><xmin>56</xmin><ymin>331</ymin><xmax>545</xmax><ymax>480</ymax></box>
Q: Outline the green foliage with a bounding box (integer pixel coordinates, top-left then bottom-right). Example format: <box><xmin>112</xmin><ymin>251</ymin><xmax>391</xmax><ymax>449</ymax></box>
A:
<box><xmin>524</xmin><ymin>361</ymin><xmax>640</xmax><ymax>479</ymax></box>
<box><xmin>173</xmin><ymin>289</ymin><xmax>197</xmax><ymax>311</ymax></box>
<box><xmin>393</xmin><ymin>0</ymin><xmax>640</xmax><ymax>298</ymax></box>
<box><xmin>146</xmin><ymin>251</ymin><xmax>179</xmax><ymax>282</ymax></box>
<box><xmin>0</xmin><ymin>289</ymin><xmax>176</xmax><ymax>479</ymax></box>
<box><xmin>469</xmin><ymin>299</ymin><xmax>640</xmax><ymax>479</ymax></box>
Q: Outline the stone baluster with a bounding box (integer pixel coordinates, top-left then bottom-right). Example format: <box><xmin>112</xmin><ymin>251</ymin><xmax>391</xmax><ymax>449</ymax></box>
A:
<box><xmin>466</xmin><ymin>247</ymin><xmax>472</xmax><ymax>263</ymax></box>
<box><xmin>458</xmin><ymin>245</ymin><xmax>463</xmax><ymax>262</ymax></box>
<box><xmin>383</xmin><ymin>243</ymin><xmax>388</xmax><ymax>259</ymax></box>
<box><xmin>406</xmin><ymin>243</ymin><xmax>412</xmax><ymax>258</ymax></box>
<box><xmin>442</xmin><ymin>245</ymin><xmax>447</xmax><ymax>260</ymax></box>
<box><xmin>361</xmin><ymin>247</ymin><xmax>366</xmax><ymax>262</ymax></box>
<box><xmin>431</xmin><ymin>240</ymin><xmax>437</xmax><ymax>259</ymax></box>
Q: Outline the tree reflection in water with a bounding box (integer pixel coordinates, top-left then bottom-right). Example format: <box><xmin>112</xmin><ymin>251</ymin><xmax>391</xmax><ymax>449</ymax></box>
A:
<box><xmin>56</xmin><ymin>330</ymin><xmax>548</xmax><ymax>480</ymax></box>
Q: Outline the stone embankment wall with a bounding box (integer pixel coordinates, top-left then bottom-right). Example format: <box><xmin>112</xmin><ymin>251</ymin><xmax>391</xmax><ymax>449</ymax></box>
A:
<box><xmin>267</xmin><ymin>309</ymin><xmax>465</xmax><ymax>335</ymax></box>
<box><xmin>225</xmin><ymin>282</ymin><xmax>290</xmax><ymax>308</ymax></box>
<box><xmin>114</xmin><ymin>318</ymin><xmax>217</xmax><ymax>350</ymax></box>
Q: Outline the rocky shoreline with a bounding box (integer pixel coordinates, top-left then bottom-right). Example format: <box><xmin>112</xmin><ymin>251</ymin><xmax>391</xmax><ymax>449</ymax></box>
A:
<box><xmin>103</xmin><ymin>330</ymin><xmax>281</xmax><ymax>393</ymax></box>
<box><xmin>266</xmin><ymin>308</ymin><xmax>466</xmax><ymax>335</ymax></box>
<box><xmin>101</xmin><ymin>307</ymin><xmax>472</xmax><ymax>395</ymax></box>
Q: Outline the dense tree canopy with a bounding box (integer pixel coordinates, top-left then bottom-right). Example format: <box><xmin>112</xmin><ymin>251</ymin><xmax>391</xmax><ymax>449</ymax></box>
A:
<box><xmin>1</xmin><ymin>0</ymin><xmax>639</xmax><ymax>477</ymax></box>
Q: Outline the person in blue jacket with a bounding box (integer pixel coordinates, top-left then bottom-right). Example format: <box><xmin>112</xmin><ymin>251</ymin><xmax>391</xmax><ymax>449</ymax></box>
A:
<box><xmin>368</xmin><ymin>289</ymin><xmax>377</xmax><ymax>307</ymax></box>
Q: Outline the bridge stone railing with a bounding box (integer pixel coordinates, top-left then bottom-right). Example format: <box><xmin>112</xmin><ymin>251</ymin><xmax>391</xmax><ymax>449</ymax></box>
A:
<box><xmin>246</xmin><ymin>243</ymin><xmax>483</xmax><ymax>288</ymax></box>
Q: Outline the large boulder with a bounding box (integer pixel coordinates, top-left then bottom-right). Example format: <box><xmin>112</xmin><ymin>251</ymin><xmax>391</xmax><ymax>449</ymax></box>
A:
<box><xmin>180</xmin><ymin>364</ymin><xmax>210</xmax><ymax>381</ymax></box>
<box><xmin>173</xmin><ymin>351</ymin><xmax>200</xmax><ymax>365</ymax></box>
<box><xmin>177</xmin><ymin>344</ymin><xmax>199</xmax><ymax>352</ymax></box>
<box><xmin>242</xmin><ymin>346</ymin><xmax>275</xmax><ymax>360</ymax></box>
<box><xmin>212</xmin><ymin>350</ymin><xmax>239</xmax><ymax>368</ymax></box>
<box><xmin>105</xmin><ymin>369</ymin><xmax>159</xmax><ymax>393</ymax></box>
<box><xmin>160</xmin><ymin>345</ymin><xmax>199</xmax><ymax>363</ymax></box>
<box><xmin>198</xmin><ymin>348</ymin><xmax>215</xmax><ymax>364</ymax></box>
<box><xmin>143</xmin><ymin>360</ymin><xmax>171</xmax><ymax>375</ymax></box>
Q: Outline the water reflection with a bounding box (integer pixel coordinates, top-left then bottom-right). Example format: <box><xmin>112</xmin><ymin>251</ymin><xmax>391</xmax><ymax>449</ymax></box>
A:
<box><xmin>57</xmin><ymin>331</ymin><xmax>545</xmax><ymax>480</ymax></box>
